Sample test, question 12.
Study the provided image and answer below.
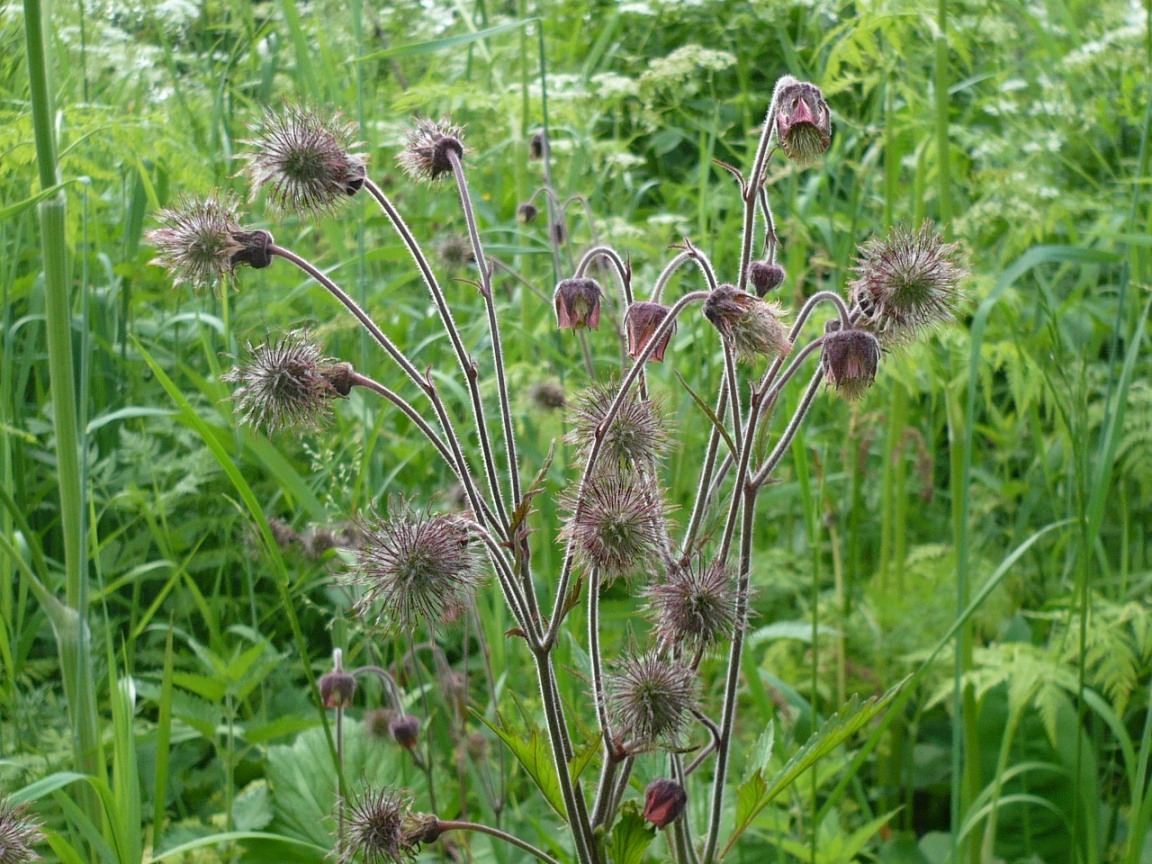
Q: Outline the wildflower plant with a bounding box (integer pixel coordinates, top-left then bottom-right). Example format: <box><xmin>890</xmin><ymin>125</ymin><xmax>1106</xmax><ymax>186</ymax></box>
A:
<box><xmin>150</xmin><ymin>78</ymin><xmax>965</xmax><ymax>864</ymax></box>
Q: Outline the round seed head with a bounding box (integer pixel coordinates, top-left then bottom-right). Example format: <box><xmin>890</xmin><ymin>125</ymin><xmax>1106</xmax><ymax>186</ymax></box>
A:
<box><xmin>561</xmin><ymin>472</ymin><xmax>669</xmax><ymax>582</ymax></box>
<box><xmin>437</xmin><ymin>236</ymin><xmax>474</xmax><ymax>271</ymax></box>
<box><xmin>821</xmin><ymin>327</ymin><xmax>882</xmax><ymax>400</ymax></box>
<box><xmin>242</xmin><ymin>104</ymin><xmax>367</xmax><ymax>216</ymax></box>
<box><xmin>624</xmin><ymin>301</ymin><xmax>676</xmax><ymax>363</ymax></box>
<box><xmin>349</xmin><ymin>508</ymin><xmax>483</xmax><ymax>633</ymax></box>
<box><xmin>644</xmin><ymin>560</ymin><xmax>740</xmax><ymax>653</ymax></box>
<box><xmin>565</xmin><ymin>379</ymin><xmax>669</xmax><ymax>468</ymax></box>
<box><xmin>147</xmin><ymin>193</ymin><xmax>253</xmax><ymax>291</ymax></box>
<box><xmin>772</xmin><ymin>75</ymin><xmax>832</xmax><ymax>167</ymax></box>
<box><xmin>397</xmin><ymin>117</ymin><xmax>465</xmax><ymax>182</ymax></box>
<box><xmin>703</xmin><ymin>284</ymin><xmax>792</xmax><ymax>362</ymax></box>
<box><xmin>748</xmin><ymin>261</ymin><xmax>786</xmax><ymax>297</ymax></box>
<box><xmin>0</xmin><ymin>795</ymin><xmax>43</xmax><ymax>864</ymax></box>
<box><xmin>849</xmin><ymin>222</ymin><xmax>967</xmax><ymax>346</ymax></box>
<box><xmin>221</xmin><ymin>330</ymin><xmax>347</xmax><ymax>433</ymax></box>
<box><xmin>529</xmin><ymin>380</ymin><xmax>566</xmax><ymax>411</ymax></box>
<box><xmin>342</xmin><ymin>787</ymin><xmax>414</xmax><ymax>864</ymax></box>
<box><xmin>604</xmin><ymin>651</ymin><xmax>698</xmax><ymax>750</ymax></box>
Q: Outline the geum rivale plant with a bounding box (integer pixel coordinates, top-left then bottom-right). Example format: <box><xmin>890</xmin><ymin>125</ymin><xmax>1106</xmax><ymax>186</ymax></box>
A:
<box><xmin>149</xmin><ymin>76</ymin><xmax>964</xmax><ymax>864</ymax></box>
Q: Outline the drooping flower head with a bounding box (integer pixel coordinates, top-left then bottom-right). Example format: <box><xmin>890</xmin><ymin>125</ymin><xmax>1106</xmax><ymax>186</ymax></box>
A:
<box><xmin>147</xmin><ymin>193</ymin><xmax>270</xmax><ymax>291</ymax></box>
<box><xmin>561</xmin><ymin>472</ymin><xmax>669</xmax><ymax>582</ymax></box>
<box><xmin>349</xmin><ymin>508</ymin><xmax>483</xmax><ymax>633</ymax></box>
<box><xmin>318</xmin><ymin>669</ymin><xmax>357</xmax><ymax>709</ymax></box>
<box><xmin>747</xmin><ymin>261</ymin><xmax>786</xmax><ymax>297</ymax></box>
<box><xmin>624</xmin><ymin>301</ymin><xmax>676</xmax><ymax>363</ymax></box>
<box><xmin>565</xmin><ymin>379</ymin><xmax>669</xmax><ymax>468</ymax></box>
<box><xmin>772</xmin><ymin>75</ymin><xmax>832</xmax><ymax>167</ymax></box>
<box><xmin>703</xmin><ymin>284</ymin><xmax>792</xmax><ymax>363</ymax></box>
<box><xmin>0</xmin><ymin>796</ymin><xmax>43</xmax><ymax>864</ymax></box>
<box><xmin>397</xmin><ymin>117</ymin><xmax>465</xmax><ymax>182</ymax></box>
<box><xmin>643</xmin><ymin>779</ymin><xmax>688</xmax><ymax>829</ymax></box>
<box><xmin>644</xmin><ymin>559</ymin><xmax>740</xmax><ymax>654</ymax></box>
<box><xmin>849</xmin><ymin>222</ymin><xmax>966</xmax><ymax>346</ymax></box>
<box><xmin>554</xmin><ymin>277</ymin><xmax>603</xmax><ymax>329</ymax></box>
<box><xmin>242</xmin><ymin>104</ymin><xmax>367</xmax><ymax>216</ymax></box>
<box><xmin>604</xmin><ymin>651</ymin><xmax>698</xmax><ymax>750</ymax></box>
<box><xmin>517</xmin><ymin>202</ymin><xmax>539</xmax><ymax>223</ymax></box>
<box><xmin>222</xmin><ymin>330</ymin><xmax>351</xmax><ymax>433</ymax></box>
<box><xmin>821</xmin><ymin>326</ymin><xmax>882</xmax><ymax>400</ymax></box>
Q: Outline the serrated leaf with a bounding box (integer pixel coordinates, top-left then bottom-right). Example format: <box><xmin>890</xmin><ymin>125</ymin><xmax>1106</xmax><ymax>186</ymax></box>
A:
<box><xmin>607</xmin><ymin>800</ymin><xmax>656</xmax><ymax>864</ymax></box>
<box><xmin>233</xmin><ymin>781</ymin><xmax>273</xmax><ymax>831</ymax></box>
<box><xmin>745</xmin><ymin>721</ymin><xmax>775</xmax><ymax>780</ymax></box>
<box><xmin>474</xmin><ymin>712</ymin><xmax>566</xmax><ymax>819</ymax></box>
<box><xmin>511</xmin><ymin>441</ymin><xmax>555</xmax><ymax>535</ymax></box>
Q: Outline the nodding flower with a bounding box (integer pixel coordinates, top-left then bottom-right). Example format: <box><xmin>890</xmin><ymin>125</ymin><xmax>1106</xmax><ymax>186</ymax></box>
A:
<box><xmin>624</xmin><ymin>301</ymin><xmax>676</xmax><ymax>362</ymax></box>
<box><xmin>772</xmin><ymin>76</ymin><xmax>832</xmax><ymax>167</ymax></box>
<box><xmin>553</xmin><ymin>277</ymin><xmax>604</xmax><ymax>330</ymax></box>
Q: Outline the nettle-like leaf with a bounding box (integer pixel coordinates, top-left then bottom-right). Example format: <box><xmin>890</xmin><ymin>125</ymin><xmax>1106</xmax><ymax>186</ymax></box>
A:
<box><xmin>607</xmin><ymin>800</ymin><xmax>656</xmax><ymax>864</ymax></box>
<box><xmin>725</xmin><ymin>684</ymin><xmax>901</xmax><ymax>856</ymax></box>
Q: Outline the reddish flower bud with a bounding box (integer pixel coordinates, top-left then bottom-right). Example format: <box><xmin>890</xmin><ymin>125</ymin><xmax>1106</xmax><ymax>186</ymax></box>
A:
<box><xmin>643</xmin><ymin>779</ymin><xmax>687</xmax><ymax>829</ymax></box>
<box><xmin>748</xmin><ymin>261</ymin><xmax>786</xmax><ymax>297</ymax></box>
<box><xmin>773</xmin><ymin>76</ymin><xmax>832</xmax><ymax>167</ymax></box>
<box><xmin>554</xmin><ymin>278</ymin><xmax>603</xmax><ymax>329</ymax></box>
<box><xmin>624</xmin><ymin>301</ymin><xmax>675</xmax><ymax>363</ymax></box>
<box><xmin>821</xmin><ymin>327</ymin><xmax>881</xmax><ymax>400</ymax></box>
<box><xmin>517</xmin><ymin>202</ymin><xmax>539</xmax><ymax>223</ymax></box>
<box><xmin>390</xmin><ymin>714</ymin><xmax>421</xmax><ymax>750</ymax></box>
<box><xmin>318</xmin><ymin>671</ymin><xmax>357</xmax><ymax>709</ymax></box>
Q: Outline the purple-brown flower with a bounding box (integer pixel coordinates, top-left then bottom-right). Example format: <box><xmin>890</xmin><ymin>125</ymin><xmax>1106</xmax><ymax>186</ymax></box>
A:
<box><xmin>390</xmin><ymin>715</ymin><xmax>421</xmax><ymax>750</ymax></box>
<box><xmin>318</xmin><ymin>670</ymin><xmax>357</xmax><ymax>709</ymax></box>
<box><xmin>821</xmin><ymin>327</ymin><xmax>882</xmax><ymax>400</ymax></box>
<box><xmin>624</xmin><ymin>302</ymin><xmax>676</xmax><ymax>363</ymax></box>
<box><xmin>397</xmin><ymin>117</ymin><xmax>465</xmax><ymax>182</ymax></box>
<box><xmin>554</xmin><ymin>277</ymin><xmax>603</xmax><ymax>329</ymax></box>
<box><xmin>748</xmin><ymin>261</ymin><xmax>786</xmax><ymax>297</ymax></box>
<box><xmin>643</xmin><ymin>779</ymin><xmax>688</xmax><ymax>829</ymax></box>
<box><xmin>773</xmin><ymin>76</ymin><xmax>832</xmax><ymax>167</ymax></box>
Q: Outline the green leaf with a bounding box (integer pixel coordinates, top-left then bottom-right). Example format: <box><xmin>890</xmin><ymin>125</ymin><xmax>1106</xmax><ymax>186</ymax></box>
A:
<box><xmin>233</xmin><ymin>781</ymin><xmax>274</xmax><ymax>832</ymax></box>
<box><xmin>355</xmin><ymin>18</ymin><xmax>537</xmax><ymax>62</ymax></box>
<box><xmin>607</xmin><ymin>800</ymin><xmax>656</xmax><ymax>864</ymax></box>
<box><xmin>474</xmin><ymin>711</ymin><xmax>566</xmax><ymax>819</ymax></box>
<box><xmin>674</xmin><ymin>370</ymin><xmax>737</xmax><ymax>456</ymax></box>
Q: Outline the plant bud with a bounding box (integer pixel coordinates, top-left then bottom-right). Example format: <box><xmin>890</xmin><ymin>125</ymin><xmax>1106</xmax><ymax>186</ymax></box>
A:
<box><xmin>318</xmin><ymin>671</ymin><xmax>357</xmax><ymax>709</ymax></box>
<box><xmin>748</xmin><ymin>261</ymin><xmax>786</xmax><ymax>297</ymax></box>
<box><xmin>643</xmin><ymin>779</ymin><xmax>687</xmax><ymax>828</ymax></box>
<box><xmin>390</xmin><ymin>714</ymin><xmax>421</xmax><ymax>750</ymax></box>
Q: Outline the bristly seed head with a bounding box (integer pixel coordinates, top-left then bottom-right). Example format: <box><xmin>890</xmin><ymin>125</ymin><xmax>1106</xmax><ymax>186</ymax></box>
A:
<box><xmin>849</xmin><ymin>222</ymin><xmax>967</xmax><ymax>346</ymax></box>
<box><xmin>349</xmin><ymin>507</ymin><xmax>483</xmax><ymax>633</ymax></box>
<box><xmin>147</xmin><ymin>193</ymin><xmax>257</xmax><ymax>292</ymax></box>
<box><xmin>772</xmin><ymin>75</ymin><xmax>832</xmax><ymax>167</ymax></box>
<box><xmin>703</xmin><ymin>284</ymin><xmax>792</xmax><ymax>363</ymax></box>
<box><xmin>821</xmin><ymin>326</ymin><xmax>882</xmax><ymax>400</ymax></box>
<box><xmin>0</xmin><ymin>795</ymin><xmax>44</xmax><ymax>864</ymax></box>
<box><xmin>561</xmin><ymin>472</ymin><xmax>669</xmax><ymax>582</ymax></box>
<box><xmin>604</xmin><ymin>651</ymin><xmax>698</xmax><ymax>750</ymax></box>
<box><xmin>565</xmin><ymin>379</ymin><xmax>669</xmax><ymax>468</ymax></box>
<box><xmin>222</xmin><ymin>330</ymin><xmax>349</xmax><ymax>433</ymax></box>
<box><xmin>342</xmin><ymin>787</ymin><xmax>416</xmax><ymax>864</ymax></box>
<box><xmin>397</xmin><ymin>117</ymin><xmax>465</xmax><ymax>182</ymax></box>
<box><xmin>553</xmin><ymin>277</ymin><xmax>603</xmax><ymax>330</ymax></box>
<box><xmin>644</xmin><ymin>559</ymin><xmax>740</xmax><ymax>653</ymax></box>
<box><xmin>242</xmin><ymin>104</ymin><xmax>367</xmax><ymax>216</ymax></box>
<box><xmin>624</xmin><ymin>301</ymin><xmax>676</xmax><ymax>363</ymax></box>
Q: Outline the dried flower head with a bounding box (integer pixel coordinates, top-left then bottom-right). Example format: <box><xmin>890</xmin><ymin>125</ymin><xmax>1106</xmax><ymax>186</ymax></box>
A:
<box><xmin>604</xmin><ymin>651</ymin><xmax>698</xmax><ymax>750</ymax></box>
<box><xmin>0</xmin><ymin>796</ymin><xmax>43</xmax><ymax>864</ymax></box>
<box><xmin>366</xmin><ymin>707</ymin><xmax>394</xmax><ymax>740</ymax></box>
<box><xmin>772</xmin><ymin>76</ymin><xmax>832</xmax><ymax>167</ymax></box>
<box><xmin>643</xmin><ymin>779</ymin><xmax>688</xmax><ymax>829</ymax></box>
<box><xmin>748</xmin><ymin>261</ymin><xmax>786</xmax><ymax>297</ymax></box>
<box><xmin>517</xmin><ymin>202</ymin><xmax>539</xmax><ymax>223</ymax></box>
<box><xmin>222</xmin><ymin>330</ymin><xmax>350</xmax><ymax>433</ymax></box>
<box><xmin>242</xmin><ymin>104</ymin><xmax>366</xmax><ymax>216</ymax></box>
<box><xmin>821</xmin><ymin>327</ymin><xmax>882</xmax><ymax>400</ymax></box>
<box><xmin>318</xmin><ymin>670</ymin><xmax>357</xmax><ymax>709</ymax></box>
<box><xmin>849</xmin><ymin>222</ymin><xmax>966</xmax><ymax>345</ymax></box>
<box><xmin>561</xmin><ymin>473</ymin><xmax>669</xmax><ymax>582</ymax></box>
<box><xmin>343</xmin><ymin>787</ymin><xmax>415</xmax><ymax>864</ymax></box>
<box><xmin>397</xmin><ymin>117</ymin><xmax>465</xmax><ymax>182</ymax></box>
<box><xmin>703</xmin><ymin>285</ymin><xmax>792</xmax><ymax>362</ymax></box>
<box><xmin>529</xmin><ymin>380</ymin><xmax>566</xmax><ymax>411</ymax></box>
<box><xmin>624</xmin><ymin>301</ymin><xmax>676</xmax><ymax>363</ymax></box>
<box><xmin>554</xmin><ymin>277</ymin><xmax>603</xmax><ymax>329</ymax></box>
<box><xmin>349</xmin><ymin>508</ymin><xmax>483</xmax><ymax>633</ymax></box>
<box><xmin>437</xmin><ymin>236</ymin><xmax>474</xmax><ymax>271</ymax></box>
<box><xmin>645</xmin><ymin>560</ymin><xmax>739</xmax><ymax>653</ymax></box>
<box><xmin>147</xmin><ymin>193</ymin><xmax>266</xmax><ymax>291</ymax></box>
<box><xmin>565</xmin><ymin>379</ymin><xmax>669</xmax><ymax>468</ymax></box>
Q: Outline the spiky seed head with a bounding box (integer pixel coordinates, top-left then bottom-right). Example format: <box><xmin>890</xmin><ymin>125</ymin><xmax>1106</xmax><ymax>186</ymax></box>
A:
<box><xmin>643</xmin><ymin>779</ymin><xmax>688</xmax><ymax>829</ymax></box>
<box><xmin>349</xmin><ymin>508</ymin><xmax>483</xmax><ymax>633</ymax></box>
<box><xmin>772</xmin><ymin>75</ymin><xmax>832</xmax><ymax>167</ymax></box>
<box><xmin>624</xmin><ymin>301</ymin><xmax>676</xmax><ymax>363</ymax></box>
<box><xmin>554</xmin><ymin>277</ymin><xmax>604</xmax><ymax>329</ymax></box>
<box><xmin>221</xmin><ymin>330</ymin><xmax>348</xmax><ymax>433</ymax></box>
<box><xmin>821</xmin><ymin>327</ymin><xmax>882</xmax><ymax>400</ymax></box>
<box><xmin>390</xmin><ymin>715</ymin><xmax>421</xmax><ymax>750</ymax></box>
<box><xmin>604</xmin><ymin>651</ymin><xmax>698</xmax><ymax>750</ymax></box>
<box><xmin>437</xmin><ymin>236</ymin><xmax>474</xmax><ymax>271</ymax></box>
<box><xmin>397</xmin><ymin>117</ymin><xmax>465</xmax><ymax>182</ymax></box>
<box><xmin>529</xmin><ymin>380</ymin><xmax>566</xmax><ymax>411</ymax></box>
<box><xmin>517</xmin><ymin>202</ymin><xmax>539</xmax><ymax>222</ymax></box>
<box><xmin>644</xmin><ymin>560</ymin><xmax>740</xmax><ymax>653</ymax></box>
<box><xmin>342</xmin><ymin>787</ymin><xmax>415</xmax><ymax>864</ymax></box>
<box><xmin>366</xmin><ymin>708</ymin><xmax>394</xmax><ymax>740</ymax></box>
<box><xmin>748</xmin><ymin>261</ymin><xmax>786</xmax><ymax>297</ymax></box>
<box><xmin>561</xmin><ymin>473</ymin><xmax>668</xmax><ymax>582</ymax></box>
<box><xmin>849</xmin><ymin>222</ymin><xmax>967</xmax><ymax>346</ymax></box>
<box><xmin>318</xmin><ymin>670</ymin><xmax>357</xmax><ymax>709</ymax></box>
<box><xmin>565</xmin><ymin>379</ymin><xmax>669</xmax><ymax>468</ymax></box>
<box><xmin>242</xmin><ymin>104</ymin><xmax>367</xmax><ymax>216</ymax></box>
<box><xmin>147</xmin><ymin>193</ymin><xmax>258</xmax><ymax>291</ymax></box>
<box><xmin>0</xmin><ymin>796</ymin><xmax>43</xmax><ymax>864</ymax></box>
<box><xmin>703</xmin><ymin>284</ymin><xmax>792</xmax><ymax>363</ymax></box>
